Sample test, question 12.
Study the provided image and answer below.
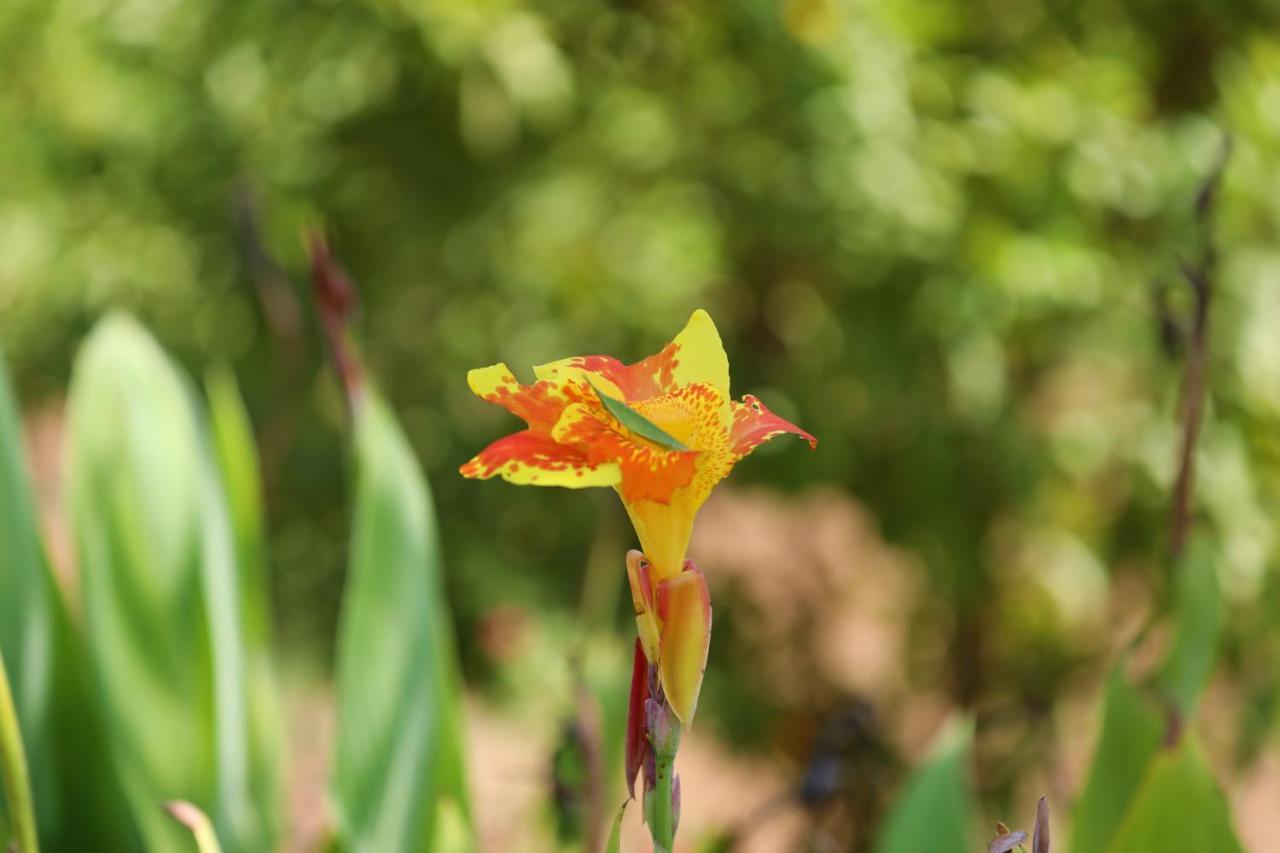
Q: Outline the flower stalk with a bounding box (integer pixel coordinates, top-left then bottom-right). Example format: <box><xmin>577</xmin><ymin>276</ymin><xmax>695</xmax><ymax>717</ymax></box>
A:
<box><xmin>459</xmin><ymin>309</ymin><xmax>815</xmax><ymax>848</ymax></box>
<box><xmin>643</xmin><ymin>693</ymin><xmax>681</xmax><ymax>852</ymax></box>
<box><xmin>0</xmin><ymin>653</ymin><xmax>39</xmax><ymax>853</ymax></box>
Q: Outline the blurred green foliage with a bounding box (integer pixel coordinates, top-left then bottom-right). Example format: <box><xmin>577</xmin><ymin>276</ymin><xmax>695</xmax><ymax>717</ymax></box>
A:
<box><xmin>7</xmin><ymin>0</ymin><xmax>1280</xmax><ymax>687</ymax></box>
<box><xmin>1</xmin><ymin>319</ymin><xmax>472</xmax><ymax>851</ymax></box>
<box><xmin>5</xmin><ymin>0</ymin><xmax>1280</xmax><ymax>848</ymax></box>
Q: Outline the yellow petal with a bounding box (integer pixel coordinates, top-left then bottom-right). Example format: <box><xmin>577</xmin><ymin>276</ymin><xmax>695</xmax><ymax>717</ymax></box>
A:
<box><xmin>623</xmin><ymin>495</ymin><xmax>697</xmax><ymax>582</ymax></box>
<box><xmin>669</xmin><ymin>309</ymin><xmax>730</xmax><ymax>406</ymax></box>
<box><xmin>626</xmin><ymin>550</ymin><xmax>661</xmax><ymax>662</ymax></box>
<box><xmin>656</xmin><ymin>563</ymin><xmax>712</xmax><ymax>724</ymax></box>
<box><xmin>467</xmin><ymin>363</ymin><xmax>519</xmax><ymax>399</ymax></box>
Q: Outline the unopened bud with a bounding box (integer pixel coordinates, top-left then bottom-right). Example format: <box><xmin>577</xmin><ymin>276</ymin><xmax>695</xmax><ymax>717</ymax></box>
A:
<box><xmin>645</xmin><ymin>696</ymin><xmax>681</xmax><ymax>757</ymax></box>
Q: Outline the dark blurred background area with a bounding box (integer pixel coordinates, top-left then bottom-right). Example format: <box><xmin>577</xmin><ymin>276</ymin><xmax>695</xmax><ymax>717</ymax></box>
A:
<box><xmin>6</xmin><ymin>0</ymin><xmax>1280</xmax><ymax>848</ymax></box>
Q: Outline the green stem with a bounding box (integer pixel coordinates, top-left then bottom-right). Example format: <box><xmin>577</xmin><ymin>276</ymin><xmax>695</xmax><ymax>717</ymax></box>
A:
<box><xmin>647</xmin><ymin>719</ymin><xmax>681</xmax><ymax>853</ymax></box>
<box><xmin>0</xmin><ymin>654</ymin><xmax>39</xmax><ymax>853</ymax></box>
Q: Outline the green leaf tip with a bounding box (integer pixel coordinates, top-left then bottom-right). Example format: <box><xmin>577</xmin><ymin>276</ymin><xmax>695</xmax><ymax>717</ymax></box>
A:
<box><xmin>588</xmin><ymin>381</ymin><xmax>691</xmax><ymax>452</ymax></box>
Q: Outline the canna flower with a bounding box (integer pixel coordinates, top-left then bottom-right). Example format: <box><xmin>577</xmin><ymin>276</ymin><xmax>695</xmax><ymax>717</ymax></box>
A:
<box><xmin>460</xmin><ymin>310</ymin><xmax>816</xmax><ymax>725</ymax></box>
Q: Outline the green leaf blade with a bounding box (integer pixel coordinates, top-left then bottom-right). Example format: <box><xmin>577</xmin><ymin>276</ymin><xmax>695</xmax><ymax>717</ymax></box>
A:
<box><xmin>1162</xmin><ymin>536</ymin><xmax>1222</xmax><ymax>716</ymax></box>
<box><xmin>332</xmin><ymin>394</ymin><xmax>472</xmax><ymax>852</ymax></box>
<box><xmin>1070</xmin><ymin>668</ymin><xmax>1165</xmax><ymax>853</ymax></box>
<box><xmin>874</xmin><ymin>717</ymin><xmax>974</xmax><ymax>853</ymax></box>
<box><xmin>588</xmin><ymin>381</ymin><xmax>690</xmax><ymax>452</ymax></box>
<box><xmin>66</xmin><ymin>315</ymin><xmax>280</xmax><ymax>853</ymax></box>
<box><xmin>1105</xmin><ymin>736</ymin><xmax>1243</xmax><ymax>853</ymax></box>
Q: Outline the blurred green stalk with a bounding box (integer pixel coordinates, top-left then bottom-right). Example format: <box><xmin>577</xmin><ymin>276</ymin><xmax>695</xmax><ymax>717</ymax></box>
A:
<box><xmin>0</xmin><ymin>652</ymin><xmax>38</xmax><ymax>853</ymax></box>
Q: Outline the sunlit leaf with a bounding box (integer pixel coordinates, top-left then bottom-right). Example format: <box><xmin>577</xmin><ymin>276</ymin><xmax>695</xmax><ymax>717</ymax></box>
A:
<box><xmin>66</xmin><ymin>315</ymin><xmax>278</xmax><ymax>852</ymax></box>
<box><xmin>1070</xmin><ymin>668</ymin><xmax>1164</xmax><ymax>853</ymax></box>
<box><xmin>1105</xmin><ymin>736</ymin><xmax>1243</xmax><ymax>853</ymax></box>
<box><xmin>874</xmin><ymin>718</ymin><xmax>974</xmax><ymax>853</ymax></box>
<box><xmin>331</xmin><ymin>394</ymin><xmax>472</xmax><ymax>851</ymax></box>
<box><xmin>201</xmin><ymin>368</ymin><xmax>282</xmax><ymax>851</ymax></box>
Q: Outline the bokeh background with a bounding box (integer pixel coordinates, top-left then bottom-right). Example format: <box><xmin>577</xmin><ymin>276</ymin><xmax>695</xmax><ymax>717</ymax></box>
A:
<box><xmin>5</xmin><ymin>0</ymin><xmax>1280</xmax><ymax>849</ymax></box>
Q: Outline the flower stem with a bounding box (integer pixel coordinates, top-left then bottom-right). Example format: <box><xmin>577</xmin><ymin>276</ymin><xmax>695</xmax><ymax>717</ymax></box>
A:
<box><xmin>0</xmin><ymin>653</ymin><xmax>39</xmax><ymax>853</ymax></box>
<box><xmin>650</xmin><ymin>738</ymin><xmax>678</xmax><ymax>852</ymax></box>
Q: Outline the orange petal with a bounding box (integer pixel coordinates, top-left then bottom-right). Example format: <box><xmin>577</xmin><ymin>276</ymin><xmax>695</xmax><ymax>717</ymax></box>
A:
<box><xmin>730</xmin><ymin>394</ymin><xmax>817</xmax><ymax>460</ymax></box>
<box><xmin>656</xmin><ymin>562</ymin><xmax>712</xmax><ymax>724</ymax></box>
<box><xmin>467</xmin><ymin>363</ymin><xmax>585</xmax><ymax>433</ymax></box>
<box><xmin>534</xmin><ymin>310</ymin><xmax>729</xmax><ymax>406</ymax></box>
<box><xmin>626</xmin><ymin>550</ymin><xmax>662</xmax><ymax>662</ymax></box>
<box><xmin>459</xmin><ymin>430</ymin><xmax>620</xmax><ymax>487</ymax></box>
<box><xmin>552</xmin><ymin>402</ymin><xmax>699</xmax><ymax>504</ymax></box>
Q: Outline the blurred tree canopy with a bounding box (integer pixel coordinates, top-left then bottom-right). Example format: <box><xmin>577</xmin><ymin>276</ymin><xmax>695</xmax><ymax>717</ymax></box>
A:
<box><xmin>5</xmin><ymin>0</ymin><xmax>1280</xmax><ymax>789</ymax></box>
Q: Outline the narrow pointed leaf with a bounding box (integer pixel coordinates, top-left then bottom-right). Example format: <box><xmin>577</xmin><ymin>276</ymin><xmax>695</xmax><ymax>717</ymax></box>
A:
<box><xmin>605</xmin><ymin>799</ymin><xmax>628</xmax><ymax>853</ymax></box>
<box><xmin>204</xmin><ymin>368</ymin><xmax>282</xmax><ymax>848</ymax></box>
<box><xmin>332</xmin><ymin>394</ymin><xmax>471</xmax><ymax>851</ymax></box>
<box><xmin>1105</xmin><ymin>736</ymin><xmax>1243</xmax><ymax>853</ymax></box>
<box><xmin>589</xmin><ymin>381</ymin><xmax>690</xmax><ymax>452</ymax></box>
<box><xmin>874</xmin><ymin>719</ymin><xmax>975</xmax><ymax>853</ymax></box>
<box><xmin>1161</xmin><ymin>536</ymin><xmax>1221</xmax><ymax>716</ymax></box>
<box><xmin>1070</xmin><ymin>668</ymin><xmax>1164</xmax><ymax>853</ymax></box>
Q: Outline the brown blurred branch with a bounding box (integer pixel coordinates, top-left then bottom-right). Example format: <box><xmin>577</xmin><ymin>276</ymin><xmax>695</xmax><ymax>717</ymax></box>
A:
<box><xmin>1167</xmin><ymin>135</ymin><xmax>1231</xmax><ymax>560</ymax></box>
<box><xmin>307</xmin><ymin>232</ymin><xmax>365</xmax><ymax>415</ymax></box>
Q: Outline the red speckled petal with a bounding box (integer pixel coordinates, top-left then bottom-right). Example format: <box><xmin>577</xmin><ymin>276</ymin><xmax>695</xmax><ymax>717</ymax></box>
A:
<box><xmin>459</xmin><ymin>430</ymin><xmax>620</xmax><ymax>487</ymax></box>
<box><xmin>552</xmin><ymin>402</ymin><xmax>699</xmax><ymax>504</ymax></box>
<box><xmin>535</xmin><ymin>310</ymin><xmax>729</xmax><ymax>405</ymax></box>
<box><xmin>730</xmin><ymin>394</ymin><xmax>817</xmax><ymax>460</ymax></box>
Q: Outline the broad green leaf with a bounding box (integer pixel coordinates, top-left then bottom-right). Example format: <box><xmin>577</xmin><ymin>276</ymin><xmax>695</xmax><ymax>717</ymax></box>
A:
<box><xmin>204</xmin><ymin>367</ymin><xmax>282</xmax><ymax>849</ymax></box>
<box><xmin>1106</xmin><ymin>736</ymin><xmax>1243</xmax><ymax>853</ymax></box>
<box><xmin>874</xmin><ymin>717</ymin><xmax>974</xmax><ymax>853</ymax></box>
<box><xmin>589</xmin><ymin>381</ymin><xmax>690</xmax><ymax>452</ymax></box>
<box><xmin>1161</xmin><ymin>536</ymin><xmax>1221</xmax><ymax>716</ymax></box>
<box><xmin>0</xmin><ymin>345</ymin><xmax>134</xmax><ymax>852</ymax></box>
<box><xmin>1070</xmin><ymin>668</ymin><xmax>1165</xmax><ymax>853</ymax></box>
<box><xmin>67</xmin><ymin>314</ymin><xmax>213</xmax><ymax>850</ymax></box>
<box><xmin>332</xmin><ymin>394</ymin><xmax>471</xmax><ymax>852</ymax></box>
<box><xmin>67</xmin><ymin>315</ymin><xmax>278</xmax><ymax>852</ymax></box>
